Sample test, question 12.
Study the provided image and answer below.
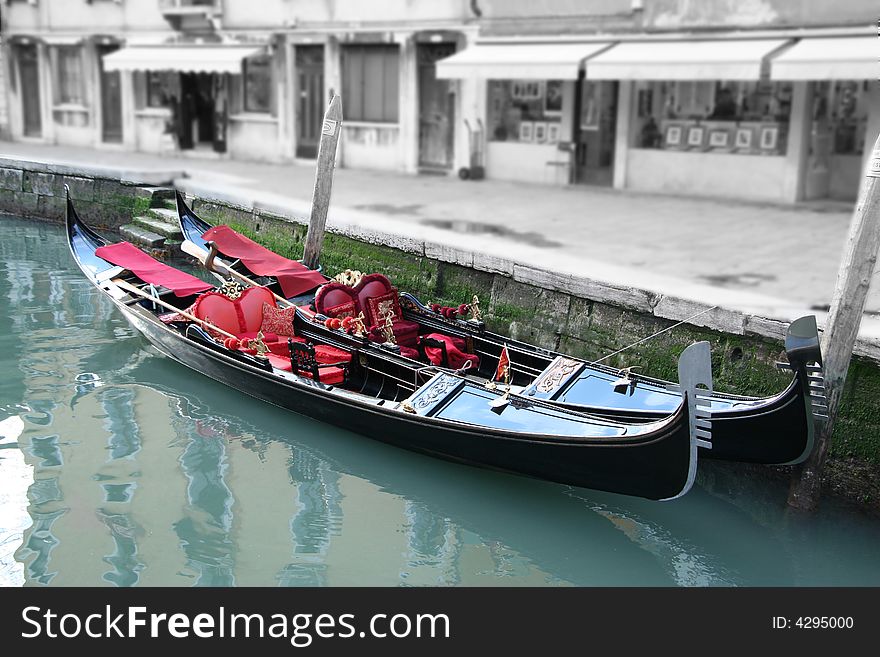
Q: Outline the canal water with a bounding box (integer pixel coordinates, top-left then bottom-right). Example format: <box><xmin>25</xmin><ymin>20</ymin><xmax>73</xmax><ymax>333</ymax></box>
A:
<box><xmin>1</xmin><ymin>213</ymin><xmax>879</xmax><ymax>588</ymax></box>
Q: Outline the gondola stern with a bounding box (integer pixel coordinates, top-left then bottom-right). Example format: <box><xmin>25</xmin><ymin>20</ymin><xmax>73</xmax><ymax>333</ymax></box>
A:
<box><xmin>661</xmin><ymin>340</ymin><xmax>714</xmax><ymax>501</ymax></box>
<box><xmin>777</xmin><ymin>315</ymin><xmax>824</xmax><ymax>464</ymax></box>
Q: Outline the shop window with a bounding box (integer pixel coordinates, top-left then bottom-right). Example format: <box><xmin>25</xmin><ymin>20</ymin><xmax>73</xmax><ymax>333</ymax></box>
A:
<box><xmin>487</xmin><ymin>79</ymin><xmax>563</xmax><ymax>144</ymax></box>
<box><xmin>244</xmin><ymin>55</ymin><xmax>272</xmax><ymax>113</ymax></box>
<box><xmin>342</xmin><ymin>45</ymin><xmax>399</xmax><ymax>123</ymax></box>
<box><xmin>146</xmin><ymin>72</ymin><xmax>168</xmax><ymax>108</ymax></box>
<box><xmin>812</xmin><ymin>81</ymin><xmax>869</xmax><ymax>156</ymax></box>
<box><xmin>54</xmin><ymin>46</ymin><xmax>84</xmax><ymax>105</ymax></box>
<box><xmin>633</xmin><ymin>80</ymin><xmax>793</xmax><ymax>156</ymax></box>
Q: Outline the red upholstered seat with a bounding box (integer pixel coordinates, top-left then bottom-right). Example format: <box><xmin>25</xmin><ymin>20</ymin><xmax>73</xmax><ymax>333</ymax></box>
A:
<box><xmin>314</xmin><ymin>283</ymin><xmax>360</xmax><ymax>319</ymax></box>
<box><xmin>354</xmin><ymin>273</ymin><xmax>419</xmax><ymax>347</ymax></box>
<box><xmin>421</xmin><ymin>333</ymin><xmax>479</xmax><ymax>370</ymax></box>
<box><xmin>314</xmin><ymin>345</ymin><xmax>352</xmax><ymax>364</ymax></box>
<box><xmin>288</xmin><ymin>339</ymin><xmax>348</xmax><ymax>385</ymax></box>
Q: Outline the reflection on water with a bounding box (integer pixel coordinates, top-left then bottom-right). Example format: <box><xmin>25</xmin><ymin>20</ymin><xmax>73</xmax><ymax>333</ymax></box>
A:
<box><xmin>1</xmin><ymin>213</ymin><xmax>880</xmax><ymax>587</ymax></box>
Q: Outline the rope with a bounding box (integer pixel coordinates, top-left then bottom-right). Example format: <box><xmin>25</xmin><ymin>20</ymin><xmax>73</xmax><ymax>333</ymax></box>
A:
<box><xmin>594</xmin><ymin>305</ymin><xmax>719</xmax><ymax>364</ymax></box>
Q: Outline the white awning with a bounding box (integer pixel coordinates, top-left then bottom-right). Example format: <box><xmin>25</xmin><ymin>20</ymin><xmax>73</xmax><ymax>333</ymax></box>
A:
<box><xmin>770</xmin><ymin>36</ymin><xmax>878</xmax><ymax>80</ymax></box>
<box><xmin>436</xmin><ymin>42</ymin><xmax>613</xmax><ymax>80</ymax></box>
<box><xmin>102</xmin><ymin>45</ymin><xmax>265</xmax><ymax>74</ymax></box>
<box><xmin>586</xmin><ymin>39</ymin><xmax>790</xmax><ymax>80</ymax></box>
<box><xmin>42</xmin><ymin>35</ymin><xmax>85</xmax><ymax>46</ymax></box>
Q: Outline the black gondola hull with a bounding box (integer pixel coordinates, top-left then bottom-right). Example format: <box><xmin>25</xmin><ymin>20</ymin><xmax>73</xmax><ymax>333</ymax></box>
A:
<box><xmin>117</xmin><ymin>304</ymin><xmax>693</xmax><ymax>500</ymax></box>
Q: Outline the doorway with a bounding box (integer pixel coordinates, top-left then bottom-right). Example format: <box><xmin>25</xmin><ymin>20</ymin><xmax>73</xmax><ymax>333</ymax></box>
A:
<box><xmin>178</xmin><ymin>72</ymin><xmax>218</xmax><ymax>151</ymax></box>
<box><xmin>295</xmin><ymin>45</ymin><xmax>324</xmax><ymax>159</ymax></box>
<box><xmin>574</xmin><ymin>80</ymin><xmax>618</xmax><ymax>186</ymax></box>
<box><xmin>417</xmin><ymin>42</ymin><xmax>456</xmax><ymax>171</ymax></box>
<box><xmin>98</xmin><ymin>44</ymin><xmax>123</xmax><ymax>143</ymax></box>
<box><xmin>17</xmin><ymin>44</ymin><xmax>42</xmax><ymax>138</ymax></box>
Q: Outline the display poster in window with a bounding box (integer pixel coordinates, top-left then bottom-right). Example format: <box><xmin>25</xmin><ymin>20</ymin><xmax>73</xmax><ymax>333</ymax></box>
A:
<box><xmin>547</xmin><ymin>122</ymin><xmax>561</xmax><ymax>144</ymax></box>
<box><xmin>687</xmin><ymin>125</ymin><xmax>705</xmax><ymax>149</ymax></box>
<box><xmin>533</xmin><ymin>122</ymin><xmax>548</xmax><ymax>143</ymax></box>
<box><xmin>664</xmin><ymin>124</ymin><xmax>682</xmax><ymax>148</ymax></box>
<box><xmin>544</xmin><ymin>80</ymin><xmax>563</xmax><ymax>116</ymax></box>
<box><xmin>519</xmin><ymin>121</ymin><xmax>534</xmax><ymax>143</ymax></box>
<box><xmin>760</xmin><ymin>125</ymin><xmax>779</xmax><ymax>152</ymax></box>
<box><xmin>735</xmin><ymin>127</ymin><xmax>754</xmax><ymax>151</ymax></box>
<box><xmin>511</xmin><ymin>80</ymin><xmax>544</xmax><ymax>102</ymax></box>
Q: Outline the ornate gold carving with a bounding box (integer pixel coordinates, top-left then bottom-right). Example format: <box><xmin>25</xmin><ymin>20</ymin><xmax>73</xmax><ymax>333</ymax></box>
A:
<box><xmin>401</xmin><ymin>400</ymin><xmax>417</xmax><ymax>414</ymax></box>
<box><xmin>351</xmin><ymin>311</ymin><xmax>367</xmax><ymax>338</ymax></box>
<box><xmin>219</xmin><ymin>278</ymin><xmax>244</xmax><ymax>299</ymax></box>
<box><xmin>535</xmin><ymin>358</ymin><xmax>580</xmax><ymax>393</ymax></box>
<box><xmin>380</xmin><ymin>309</ymin><xmax>396</xmax><ymax>344</ymax></box>
<box><xmin>333</xmin><ymin>269</ymin><xmax>364</xmax><ymax>287</ymax></box>
<box><xmin>251</xmin><ymin>330</ymin><xmax>269</xmax><ymax>359</ymax></box>
<box><xmin>469</xmin><ymin>295</ymin><xmax>482</xmax><ymax>321</ymax></box>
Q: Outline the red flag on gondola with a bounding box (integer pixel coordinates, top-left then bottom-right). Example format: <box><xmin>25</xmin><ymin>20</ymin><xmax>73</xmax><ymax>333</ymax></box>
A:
<box><xmin>495</xmin><ymin>345</ymin><xmax>510</xmax><ymax>382</ymax></box>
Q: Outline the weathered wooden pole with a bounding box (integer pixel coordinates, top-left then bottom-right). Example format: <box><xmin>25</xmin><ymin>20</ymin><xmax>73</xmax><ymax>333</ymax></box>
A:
<box><xmin>302</xmin><ymin>92</ymin><xmax>342</xmax><ymax>270</ymax></box>
<box><xmin>787</xmin><ymin>133</ymin><xmax>880</xmax><ymax>511</ymax></box>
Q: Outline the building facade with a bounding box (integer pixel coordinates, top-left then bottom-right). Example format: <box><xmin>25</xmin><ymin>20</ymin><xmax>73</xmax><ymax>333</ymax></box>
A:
<box><xmin>0</xmin><ymin>0</ymin><xmax>877</xmax><ymax>203</ymax></box>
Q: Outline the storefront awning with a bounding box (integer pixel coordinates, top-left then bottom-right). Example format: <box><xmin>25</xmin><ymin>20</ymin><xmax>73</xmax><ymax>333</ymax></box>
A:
<box><xmin>586</xmin><ymin>39</ymin><xmax>790</xmax><ymax>80</ymax></box>
<box><xmin>102</xmin><ymin>45</ymin><xmax>265</xmax><ymax>74</ymax></box>
<box><xmin>436</xmin><ymin>42</ymin><xmax>613</xmax><ymax>80</ymax></box>
<box><xmin>770</xmin><ymin>36</ymin><xmax>878</xmax><ymax>80</ymax></box>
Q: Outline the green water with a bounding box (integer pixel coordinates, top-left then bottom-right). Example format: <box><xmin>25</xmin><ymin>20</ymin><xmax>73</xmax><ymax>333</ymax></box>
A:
<box><xmin>1</xmin><ymin>214</ymin><xmax>879</xmax><ymax>587</ymax></box>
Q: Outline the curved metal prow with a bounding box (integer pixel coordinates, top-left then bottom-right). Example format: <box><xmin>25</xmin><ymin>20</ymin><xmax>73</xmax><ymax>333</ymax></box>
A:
<box><xmin>663</xmin><ymin>341</ymin><xmax>713</xmax><ymax>500</ymax></box>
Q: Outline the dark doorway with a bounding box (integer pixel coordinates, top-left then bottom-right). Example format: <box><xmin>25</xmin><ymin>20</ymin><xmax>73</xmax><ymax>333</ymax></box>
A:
<box><xmin>178</xmin><ymin>72</ymin><xmax>216</xmax><ymax>150</ymax></box>
<box><xmin>17</xmin><ymin>44</ymin><xmax>42</xmax><ymax>138</ymax></box>
<box><xmin>98</xmin><ymin>44</ymin><xmax>123</xmax><ymax>143</ymax></box>
<box><xmin>573</xmin><ymin>80</ymin><xmax>618</xmax><ymax>186</ymax></box>
<box><xmin>417</xmin><ymin>42</ymin><xmax>456</xmax><ymax>171</ymax></box>
<box><xmin>296</xmin><ymin>45</ymin><xmax>324</xmax><ymax>159</ymax></box>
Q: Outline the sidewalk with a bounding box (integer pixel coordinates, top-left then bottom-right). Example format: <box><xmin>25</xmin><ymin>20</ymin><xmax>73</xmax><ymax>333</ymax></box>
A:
<box><xmin>1</xmin><ymin>140</ymin><xmax>875</xmax><ymax>321</ymax></box>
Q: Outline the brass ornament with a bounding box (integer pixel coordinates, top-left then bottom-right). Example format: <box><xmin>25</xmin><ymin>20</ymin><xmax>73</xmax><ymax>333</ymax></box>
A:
<box><xmin>219</xmin><ymin>278</ymin><xmax>244</xmax><ymax>299</ymax></box>
<box><xmin>469</xmin><ymin>295</ymin><xmax>483</xmax><ymax>322</ymax></box>
<box><xmin>380</xmin><ymin>309</ymin><xmax>397</xmax><ymax>345</ymax></box>
<box><xmin>251</xmin><ymin>330</ymin><xmax>269</xmax><ymax>359</ymax></box>
<box><xmin>351</xmin><ymin>311</ymin><xmax>367</xmax><ymax>338</ymax></box>
<box><xmin>333</xmin><ymin>269</ymin><xmax>364</xmax><ymax>287</ymax></box>
<box><xmin>401</xmin><ymin>400</ymin><xmax>417</xmax><ymax>414</ymax></box>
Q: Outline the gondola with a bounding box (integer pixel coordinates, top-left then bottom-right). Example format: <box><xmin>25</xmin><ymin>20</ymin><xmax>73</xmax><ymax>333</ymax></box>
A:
<box><xmin>176</xmin><ymin>191</ymin><xmax>826</xmax><ymax>467</ymax></box>
<box><xmin>67</xmin><ymin>189</ymin><xmax>710</xmax><ymax>502</ymax></box>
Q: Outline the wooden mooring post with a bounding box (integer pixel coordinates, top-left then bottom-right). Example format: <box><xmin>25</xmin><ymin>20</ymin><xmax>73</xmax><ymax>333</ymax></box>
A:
<box><xmin>302</xmin><ymin>92</ymin><xmax>342</xmax><ymax>271</ymax></box>
<box><xmin>788</xmin><ymin>133</ymin><xmax>880</xmax><ymax>511</ymax></box>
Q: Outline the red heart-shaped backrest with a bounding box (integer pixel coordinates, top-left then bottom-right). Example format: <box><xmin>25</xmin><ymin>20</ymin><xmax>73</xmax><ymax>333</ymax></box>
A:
<box><xmin>191</xmin><ymin>287</ymin><xmax>277</xmax><ymax>335</ymax></box>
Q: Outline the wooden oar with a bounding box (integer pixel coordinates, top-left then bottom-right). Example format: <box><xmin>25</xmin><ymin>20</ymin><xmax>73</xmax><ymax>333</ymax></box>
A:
<box><xmin>181</xmin><ymin>239</ymin><xmax>295</xmax><ymax>309</ymax></box>
<box><xmin>112</xmin><ymin>278</ymin><xmax>237</xmax><ymax>341</ymax></box>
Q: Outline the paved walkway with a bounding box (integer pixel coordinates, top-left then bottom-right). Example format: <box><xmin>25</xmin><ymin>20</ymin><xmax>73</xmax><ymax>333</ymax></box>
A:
<box><xmin>2</xmin><ymin>140</ymin><xmax>876</xmax><ymax>318</ymax></box>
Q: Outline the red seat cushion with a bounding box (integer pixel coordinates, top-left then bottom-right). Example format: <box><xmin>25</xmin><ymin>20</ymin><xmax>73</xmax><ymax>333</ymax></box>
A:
<box><xmin>314</xmin><ymin>345</ymin><xmax>352</xmax><ymax>364</ymax></box>
<box><xmin>422</xmin><ymin>333</ymin><xmax>480</xmax><ymax>371</ymax></box>
<box><xmin>267</xmin><ymin>353</ymin><xmax>292</xmax><ymax>371</ymax></box>
<box><xmin>392</xmin><ymin>319</ymin><xmax>420</xmax><ymax>347</ymax></box>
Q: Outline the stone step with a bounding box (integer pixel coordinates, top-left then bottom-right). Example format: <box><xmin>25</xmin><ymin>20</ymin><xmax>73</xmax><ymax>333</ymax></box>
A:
<box><xmin>132</xmin><ymin>215</ymin><xmax>182</xmax><ymax>239</ymax></box>
<box><xmin>147</xmin><ymin>206</ymin><xmax>180</xmax><ymax>224</ymax></box>
<box><xmin>120</xmin><ymin>224</ymin><xmax>166</xmax><ymax>248</ymax></box>
<box><xmin>134</xmin><ymin>185</ymin><xmax>175</xmax><ymax>205</ymax></box>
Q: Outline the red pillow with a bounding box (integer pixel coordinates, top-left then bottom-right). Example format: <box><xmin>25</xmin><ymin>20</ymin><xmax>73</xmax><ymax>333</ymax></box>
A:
<box><xmin>365</xmin><ymin>291</ymin><xmax>401</xmax><ymax>327</ymax></box>
<box><xmin>325</xmin><ymin>300</ymin><xmax>357</xmax><ymax>319</ymax></box>
<box><xmin>260</xmin><ymin>302</ymin><xmax>297</xmax><ymax>337</ymax></box>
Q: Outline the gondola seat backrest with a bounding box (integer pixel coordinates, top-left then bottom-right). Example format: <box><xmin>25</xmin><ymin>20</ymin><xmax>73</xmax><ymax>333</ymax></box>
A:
<box><xmin>354</xmin><ymin>273</ymin><xmax>420</xmax><ymax>347</ymax></box>
<box><xmin>191</xmin><ymin>286</ymin><xmax>278</xmax><ymax>337</ymax></box>
<box><xmin>314</xmin><ymin>282</ymin><xmax>360</xmax><ymax>319</ymax></box>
